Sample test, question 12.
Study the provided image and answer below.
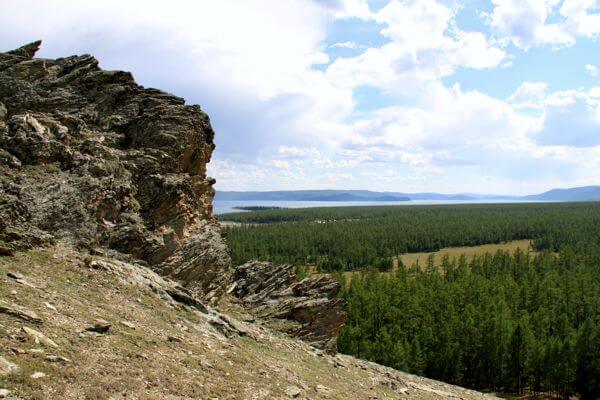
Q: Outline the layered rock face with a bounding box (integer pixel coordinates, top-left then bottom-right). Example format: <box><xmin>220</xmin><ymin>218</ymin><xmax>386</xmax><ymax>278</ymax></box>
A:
<box><xmin>0</xmin><ymin>41</ymin><xmax>345</xmax><ymax>349</ymax></box>
<box><xmin>230</xmin><ymin>261</ymin><xmax>346</xmax><ymax>352</ymax></box>
<box><xmin>0</xmin><ymin>41</ymin><xmax>230</xmax><ymax>299</ymax></box>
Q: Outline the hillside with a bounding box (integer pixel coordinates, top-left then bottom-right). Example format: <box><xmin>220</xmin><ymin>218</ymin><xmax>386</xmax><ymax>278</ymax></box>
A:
<box><xmin>0</xmin><ymin>246</ymin><xmax>497</xmax><ymax>399</ymax></box>
<box><xmin>523</xmin><ymin>185</ymin><xmax>600</xmax><ymax>201</ymax></box>
<box><xmin>0</xmin><ymin>42</ymin><xmax>498</xmax><ymax>399</ymax></box>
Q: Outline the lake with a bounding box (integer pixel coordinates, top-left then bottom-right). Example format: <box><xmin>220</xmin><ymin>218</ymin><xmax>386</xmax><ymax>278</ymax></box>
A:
<box><xmin>213</xmin><ymin>199</ymin><xmax>538</xmax><ymax>215</ymax></box>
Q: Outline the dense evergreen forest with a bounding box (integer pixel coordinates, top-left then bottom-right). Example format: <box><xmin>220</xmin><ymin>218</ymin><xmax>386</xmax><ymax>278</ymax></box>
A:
<box><xmin>337</xmin><ymin>249</ymin><xmax>600</xmax><ymax>398</ymax></box>
<box><xmin>221</xmin><ymin>203</ymin><xmax>600</xmax><ymax>269</ymax></box>
<box><xmin>222</xmin><ymin>203</ymin><xmax>600</xmax><ymax>397</ymax></box>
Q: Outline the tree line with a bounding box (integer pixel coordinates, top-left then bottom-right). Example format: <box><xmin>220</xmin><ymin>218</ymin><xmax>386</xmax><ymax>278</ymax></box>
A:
<box><xmin>222</xmin><ymin>202</ymin><xmax>600</xmax><ymax>269</ymax></box>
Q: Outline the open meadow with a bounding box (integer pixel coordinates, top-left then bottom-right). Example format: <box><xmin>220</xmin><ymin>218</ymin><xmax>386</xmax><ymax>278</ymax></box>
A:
<box><xmin>330</xmin><ymin>239</ymin><xmax>535</xmax><ymax>281</ymax></box>
<box><xmin>398</xmin><ymin>239</ymin><xmax>533</xmax><ymax>270</ymax></box>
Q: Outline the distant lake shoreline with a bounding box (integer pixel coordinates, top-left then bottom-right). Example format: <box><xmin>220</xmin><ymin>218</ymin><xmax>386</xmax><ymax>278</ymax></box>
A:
<box><xmin>213</xmin><ymin>199</ymin><xmax>547</xmax><ymax>215</ymax></box>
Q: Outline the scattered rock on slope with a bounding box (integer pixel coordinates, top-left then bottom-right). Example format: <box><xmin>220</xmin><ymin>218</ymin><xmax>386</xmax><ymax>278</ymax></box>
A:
<box><xmin>0</xmin><ymin>303</ymin><xmax>42</xmax><ymax>323</ymax></box>
<box><xmin>0</xmin><ymin>247</ymin><xmax>498</xmax><ymax>399</ymax></box>
<box><xmin>230</xmin><ymin>261</ymin><xmax>346</xmax><ymax>352</ymax></box>
<box><xmin>21</xmin><ymin>326</ymin><xmax>58</xmax><ymax>348</ymax></box>
<box><xmin>85</xmin><ymin>319</ymin><xmax>112</xmax><ymax>334</ymax></box>
<box><xmin>81</xmin><ymin>255</ymin><xmax>247</xmax><ymax>338</ymax></box>
<box><xmin>0</xmin><ymin>356</ymin><xmax>19</xmax><ymax>376</ymax></box>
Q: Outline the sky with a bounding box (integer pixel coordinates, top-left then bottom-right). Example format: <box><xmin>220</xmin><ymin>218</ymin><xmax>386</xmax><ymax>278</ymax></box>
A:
<box><xmin>1</xmin><ymin>0</ymin><xmax>600</xmax><ymax>195</ymax></box>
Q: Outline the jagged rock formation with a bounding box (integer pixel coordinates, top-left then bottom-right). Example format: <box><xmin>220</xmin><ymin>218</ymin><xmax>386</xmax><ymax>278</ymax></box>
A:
<box><xmin>229</xmin><ymin>261</ymin><xmax>346</xmax><ymax>352</ymax></box>
<box><xmin>0</xmin><ymin>41</ymin><xmax>343</xmax><ymax>349</ymax></box>
<box><xmin>0</xmin><ymin>41</ymin><xmax>229</xmax><ymax>300</ymax></box>
<box><xmin>0</xmin><ymin>41</ymin><xmax>344</xmax><ymax>348</ymax></box>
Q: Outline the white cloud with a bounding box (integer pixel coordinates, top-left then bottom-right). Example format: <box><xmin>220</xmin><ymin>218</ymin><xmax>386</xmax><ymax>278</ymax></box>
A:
<box><xmin>331</xmin><ymin>81</ymin><xmax>600</xmax><ymax>193</ymax></box>
<box><xmin>535</xmin><ymin>89</ymin><xmax>600</xmax><ymax>147</ymax></box>
<box><xmin>326</xmin><ymin>0</ymin><xmax>505</xmax><ymax>99</ymax></box>
<box><xmin>506</xmin><ymin>84</ymin><xmax>600</xmax><ymax>148</ymax></box>
<box><xmin>589</xmin><ymin>87</ymin><xmax>600</xmax><ymax>97</ymax></box>
<box><xmin>447</xmin><ymin>31</ymin><xmax>507</xmax><ymax>69</ymax></box>
<box><xmin>489</xmin><ymin>0</ymin><xmax>574</xmax><ymax>49</ymax></box>
<box><xmin>272</xmin><ymin>159</ymin><xmax>291</xmax><ymax>169</ymax></box>
<box><xmin>331</xmin><ymin>41</ymin><xmax>360</xmax><ymax>49</ymax></box>
<box><xmin>348</xmin><ymin>85</ymin><xmax>534</xmax><ymax>153</ymax></box>
<box><xmin>586</xmin><ymin>63</ymin><xmax>599</xmax><ymax>76</ymax></box>
<box><xmin>560</xmin><ymin>0</ymin><xmax>600</xmax><ymax>37</ymax></box>
<box><xmin>375</xmin><ymin>0</ymin><xmax>454</xmax><ymax>50</ymax></box>
<box><xmin>488</xmin><ymin>0</ymin><xmax>600</xmax><ymax>49</ymax></box>
<box><xmin>312</xmin><ymin>0</ymin><xmax>372</xmax><ymax>20</ymax></box>
<box><xmin>508</xmin><ymin>81</ymin><xmax>549</xmax><ymax>108</ymax></box>
<box><xmin>278</xmin><ymin>146</ymin><xmax>322</xmax><ymax>159</ymax></box>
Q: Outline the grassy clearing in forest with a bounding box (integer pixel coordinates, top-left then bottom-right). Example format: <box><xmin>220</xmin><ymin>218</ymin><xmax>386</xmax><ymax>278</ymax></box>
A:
<box><xmin>328</xmin><ymin>239</ymin><xmax>534</xmax><ymax>281</ymax></box>
<box><xmin>398</xmin><ymin>239</ymin><xmax>533</xmax><ymax>270</ymax></box>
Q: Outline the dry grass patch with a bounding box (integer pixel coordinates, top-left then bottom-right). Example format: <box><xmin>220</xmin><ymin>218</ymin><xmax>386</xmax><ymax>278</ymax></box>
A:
<box><xmin>328</xmin><ymin>240</ymin><xmax>534</xmax><ymax>281</ymax></box>
<box><xmin>399</xmin><ymin>239</ymin><xmax>533</xmax><ymax>270</ymax></box>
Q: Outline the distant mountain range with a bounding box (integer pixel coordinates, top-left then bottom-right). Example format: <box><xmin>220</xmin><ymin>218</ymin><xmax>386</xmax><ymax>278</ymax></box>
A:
<box><xmin>216</xmin><ymin>186</ymin><xmax>600</xmax><ymax>202</ymax></box>
<box><xmin>522</xmin><ymin>186</ymin><xmax>600</xmax><ymax>202</ymax></box>
<box><xmin>216</xmin><ymin>190</ymin><xmax>410</xmax><ymax>202</ymax></box>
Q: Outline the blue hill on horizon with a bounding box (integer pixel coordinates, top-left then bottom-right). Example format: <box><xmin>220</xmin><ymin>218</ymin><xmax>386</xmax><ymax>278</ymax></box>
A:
<box><xmin>215</xmin><ymin>186</ymin><xmax>600</xmax><ymax>202</ymax></box>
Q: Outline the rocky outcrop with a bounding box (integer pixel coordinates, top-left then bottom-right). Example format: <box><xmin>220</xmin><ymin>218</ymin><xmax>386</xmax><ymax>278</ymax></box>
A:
<box><xmin>0</xmin><ymin>41</ymin><xmax>230</xmax><ymax>300</ymax></box>
<box><xmin>229</xmin><ymin>261</ymin><xmax>346</xmax><ymax>352</ymax></box>
<box><xmin>81</xmin><ymin>255</ymin><xmax>247</xmax><ymax>337</ymax></box>
<box><xmin>0</xmin><ymin>41</ymin><xmax>346</xmax><ymax>348</ymax></box>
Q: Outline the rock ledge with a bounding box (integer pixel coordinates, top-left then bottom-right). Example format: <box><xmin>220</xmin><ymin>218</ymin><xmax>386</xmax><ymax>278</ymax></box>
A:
<box><xmin>230</xmin><ymin>260</ymin><xmax>346</xmax><ymax>352</ymax></box>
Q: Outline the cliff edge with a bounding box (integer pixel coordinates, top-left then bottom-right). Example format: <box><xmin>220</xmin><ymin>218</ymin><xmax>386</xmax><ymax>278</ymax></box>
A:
<box><xmin>0</xmin><ymin>41</ymin><xmax>229</xmax><ymax>301</ymax></box>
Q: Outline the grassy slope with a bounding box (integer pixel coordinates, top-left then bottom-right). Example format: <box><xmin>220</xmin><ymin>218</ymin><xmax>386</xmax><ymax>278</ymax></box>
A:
<box><xmin>0</xmin><ymin>246</ymin><xmax>498</xmax><ymax>400</ymax></box>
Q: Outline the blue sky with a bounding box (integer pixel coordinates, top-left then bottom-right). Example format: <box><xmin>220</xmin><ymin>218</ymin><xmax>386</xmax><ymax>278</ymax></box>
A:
<box><xmin>1</xmin><ymin>0</ymin><xmax>600</xmax><ymax>195</ymax></box>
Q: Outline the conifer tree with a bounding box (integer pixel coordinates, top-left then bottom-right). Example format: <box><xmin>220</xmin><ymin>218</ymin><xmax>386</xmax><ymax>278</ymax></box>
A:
<box><xmin>576</xmin><ymin>321</ymin><xmax>600</xmax><ymax>399</ymax></box>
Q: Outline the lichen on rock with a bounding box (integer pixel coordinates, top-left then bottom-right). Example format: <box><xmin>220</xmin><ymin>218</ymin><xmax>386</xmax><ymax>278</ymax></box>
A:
<box><xmin>0</xmin><ymin>41</ymin><xmax>230</xmax><ymax>299</ymax></box>
<box><xmin>230</xmin><ymin>260</ymin><xmax>347</xmax><ymax>352</ymax></box>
